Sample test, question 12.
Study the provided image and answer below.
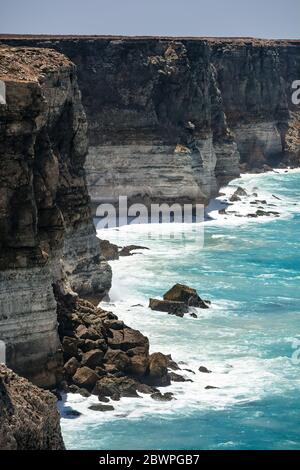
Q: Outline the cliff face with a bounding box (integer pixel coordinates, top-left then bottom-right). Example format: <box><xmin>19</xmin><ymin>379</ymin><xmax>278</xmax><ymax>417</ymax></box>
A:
<box><xmin>0</xmin><ymin>47</ymin><xmax>111</xmax><ymax>387</ymax></box>
<box><xmin>0</xmin><ymin>38</ymin><xmax>299</xmax><ymax>388</ymax></box>
<box><xmin>0</xmin><ymin>364</ymin><xmax>64</xmax><ymax>450</ymax></box>
<box><xmin>210</xmin><ymin>40</ymin><xmax>300</xmax><ymax>169</ymax></box>
<box><xmin>1</xmin><ymin>37</ymin><xmax>299</xmax><ymax>209</ymax></box>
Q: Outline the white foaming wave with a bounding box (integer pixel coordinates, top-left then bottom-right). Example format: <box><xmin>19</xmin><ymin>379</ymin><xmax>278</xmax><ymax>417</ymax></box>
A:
<box><xmin>205</xmin><ymin>169</ymin><xmax>300</xmax><ymax>227</ymax></box>
<box><xmin>59</xmin><ymin>353</ymin><xmax>300</xmax><ymax>437</ymax></box>
<box><xmin>62</xmin><ymin>169</ymin><xmax>300</xmax><ymax>440</ymax></box>
<box><xmin>96</xmin><ymin>169</ymin><xmax>300</xmax><ymax>244</ymax></box>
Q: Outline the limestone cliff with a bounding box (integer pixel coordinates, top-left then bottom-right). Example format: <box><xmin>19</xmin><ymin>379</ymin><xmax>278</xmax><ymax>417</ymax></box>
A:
<box><xmin>0</xmin><ymin>47</ymin><xmax>111</xmax><ymax>387</ymax></box>
<box><xmin>1</xmin><ymin>36</ymin><xmax>299</xmax><ymax>209</ymax></box>
<box><xmin>0</xmin><ymin>364</ymin><xmax>64</xmax><ymax>450</ymax></box>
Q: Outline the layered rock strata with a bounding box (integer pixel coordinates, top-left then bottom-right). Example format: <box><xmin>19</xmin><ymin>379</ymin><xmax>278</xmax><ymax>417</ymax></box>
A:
<box><xmin>0</xmin><ymin>47</ymin><xmax>111</xmax><ymax>386</ymax></box>
<box><xmin>1</xmin><ymin>36</ymin><xmax>299</xmax><ymax>209</ymax></box>
<box><xmin>0</xmin><ymin>46</ymin><xmax>177</xmax><ymax>399</ymax></box>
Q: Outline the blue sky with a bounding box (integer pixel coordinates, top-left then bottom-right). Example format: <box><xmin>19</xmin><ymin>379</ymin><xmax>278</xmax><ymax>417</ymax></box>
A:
<box><xmin>1</xmin><ymin>0</ymin><xmax>299</xmax><ymax>38</ymax></box>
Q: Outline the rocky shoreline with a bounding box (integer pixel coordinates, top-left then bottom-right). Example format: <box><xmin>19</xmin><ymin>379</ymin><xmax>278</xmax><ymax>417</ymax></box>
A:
<box><xmin>54</xmin><ymin>288</ymin><xmax>189</xmax><ymax>406</ymax></box>
<box><xmin>0</xmin><ymin>46</ymin><xmax>183</xmax><ymax>448</ymax></box>
<box><xmin>0</xmin><ymin>37</ymin><xmax>300</xmax><ymax>449</ymax></box>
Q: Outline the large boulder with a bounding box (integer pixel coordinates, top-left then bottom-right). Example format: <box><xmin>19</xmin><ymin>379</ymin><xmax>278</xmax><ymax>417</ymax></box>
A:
<box><xmin>108</xmin><ymin>327</ymin><xmax>149</xmax><ymax>352</ymax></box>
<box><xmin>72</xmin><ymin>366</ymin><xmax>99</xmax><ymax>390</ymax></box>
<box><xmin>81</xmin><ymin>349</ymin><xmax>105</xmax><ymax>368</ymax></box>
<box><xmin>163</xmin><ymin>284</ymin><xmax>209</xmax><ymax>309</ymax></box>
<box><xmin>104</xmin><ymin>349</ymin><xmax>131</xmax><ymax>372</ymax></box>
<box><xmin>145</xmin><ymin>352</ymin><xmax>171</xmax><ymax>386</ymax></box>
<box><xmin>93</xmin><ymin>376</ymin><xmax>120</xmax><ymax>397</ymax></box>
<box><xmin>93</xmin><ymin>376</ymin><xmax>139</xmax><ymax>398</ymax></box>
<box><xmin>149</xmin><ymin>298</ymin><xmax>188</xmax><ymax>316</ymax></box>
<box><xmin>63</xmin><ymin>357</ymin><xmax>80</xmax><ymax>377</ymax></box>
<box><xmin>127</xmin><ymin>354</ymin><xmax>149</xmax><ymax>377</ymax></box>
<box><xmin>62</xmin><ymin>336</ymin><xmax>79</xmax><ymax>360</ymax></box>
<box><xmin>76</xmin><ymin>325</ymin><xmax>102</xmax><ymax>341</ymax></box>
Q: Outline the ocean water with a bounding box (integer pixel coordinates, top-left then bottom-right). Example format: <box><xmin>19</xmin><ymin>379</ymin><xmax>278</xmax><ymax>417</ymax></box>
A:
<box><xmin>60</xmin><ymin>170</ymin><xmax>300</xmax><ymax>450</ymax></box>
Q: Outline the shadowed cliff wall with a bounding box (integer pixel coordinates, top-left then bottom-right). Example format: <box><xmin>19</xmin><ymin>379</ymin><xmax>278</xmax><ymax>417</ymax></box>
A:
<box><xmin>1</xmin><ymin>36</ymin><xmax>299</xmax><ymax>210</ymax></box>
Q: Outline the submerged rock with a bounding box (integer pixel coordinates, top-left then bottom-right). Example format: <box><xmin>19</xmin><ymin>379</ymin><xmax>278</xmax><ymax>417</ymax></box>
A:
<box><xmin>256</xmin><ymin>209</ymin><xmax>280</xmax><ymax>217</ymax></box>
<box><xmin>230</xmin><ymin>186</ymin><xmax>248</xmax><ymax>202</ymax></box>
<box><xmin>190</xmin><ymin>313</ymin><xmax>198</xmax><ymax>319</ymax></box>
<box><xmin>169</xmin><ymin>372</ymin><xmax>189</xmax><ymax>382</ymax></box>
<box><xmin>64</xmin><ymin>407</ymin><xmax>81</xmax><ymax>418</ymax></box>
<box><xmin>199</xmin><ymin>366</ymin><xmax>212</xmax><ymax>373</ymax></box>
<box><xmin>151</xmin><ymin>392</ymin><xmax>174</xmax><ymax>402</ymax></box>
<box><xmin>89</xmin><ymin>404</ymin><xmax>114</xmax><ymax>412</ymax></box>
<box><xmin>149</xmin><ymin>298</ymin><xmax>188</xmax><ymax>316</ymax></box>
<box><xmin>119</xmin><ymin>245</ymin><xmax>149</xmax><ymax>256</ymax></box>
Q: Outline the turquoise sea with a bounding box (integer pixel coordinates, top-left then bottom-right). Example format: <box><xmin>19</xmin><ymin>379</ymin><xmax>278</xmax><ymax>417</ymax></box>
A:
<box><xmin>60</xmin><ymin>170</ymin><xmax>300</xmax><ymax>450</ymax></box>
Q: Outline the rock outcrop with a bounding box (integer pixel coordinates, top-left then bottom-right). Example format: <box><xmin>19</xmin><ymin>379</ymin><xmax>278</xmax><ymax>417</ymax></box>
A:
<box><xmin>0</xmin><ymin>364</ymin><xmax>64</xmax><ymax>450</ymax></box>
<box><xmin>0</xmin><ymin>47</ymin><xmax>111</xmax><ymax>387</ymax></box>
<box><xmin>56</xmin><ymin>291</ymin><xmax>175</xmax><ymax>399</ymax></box>
<box><xmin>149</xmin><ymin>284</ymin><xmax>210</xmax><ymax>317</ymax></box>
<box><xmin>1</xmin><ymin>36</ymin><xmax>299</xmax><ymax>210</ymax></box>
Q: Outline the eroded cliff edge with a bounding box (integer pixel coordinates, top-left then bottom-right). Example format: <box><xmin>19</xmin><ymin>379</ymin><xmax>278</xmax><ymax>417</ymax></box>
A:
<box><xmin>1</xmin><ymin>37</ymin><xmax>299</xmax><ymax>210</ymax></box>
<box><xmin>0</xmin><ymin>364</ymin><xmax>64</xmax><ymax>450</ymax></box>
<box><xmin>0</xmin><ymin>46</ymin><xmax>180</xmax><ymax>401</ymax></box>
<box><xmin>0</xmin><ymin>46</ymin><xmax>111</xmax><ymax>387</ymax></box>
